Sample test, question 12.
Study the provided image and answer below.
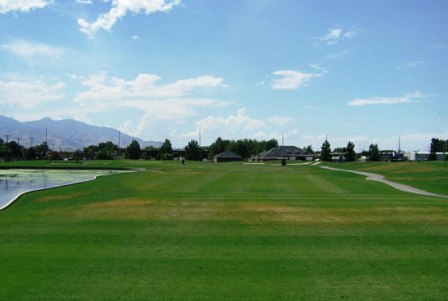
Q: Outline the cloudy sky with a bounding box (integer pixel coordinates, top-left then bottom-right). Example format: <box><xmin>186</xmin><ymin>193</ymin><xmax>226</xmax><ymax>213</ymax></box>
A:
<box><xmin>0</xmin><ymin>0</ymin><xmax>447</xmax><ymax>151</ymax></box>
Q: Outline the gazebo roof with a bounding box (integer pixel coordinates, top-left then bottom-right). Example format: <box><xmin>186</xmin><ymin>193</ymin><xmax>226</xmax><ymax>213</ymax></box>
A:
<box><xmin>214</xmin><ymin>151</ymin><xmax>242</xmax><ymax>159</ymax></box>
<box><xmin>258</xmin><ymin>146</ymin><xmax>307</xmax><ymax>158</ymax></box>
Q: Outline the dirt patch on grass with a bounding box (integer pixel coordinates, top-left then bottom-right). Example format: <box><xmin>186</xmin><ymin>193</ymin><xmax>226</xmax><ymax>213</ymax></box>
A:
<box><xmin>37</xmin><ymin>193</ymin><xmax>86</xmax><ymax>203</ymax></box>
<box><xmin>66</xmin><ymin>199</ymin><xmax>224</xmax><ymax>221</ymax></box>
<box><xmin>305</xmin><ymin>175</ymin><xmax>347</xmax><ymax>194</ymax></box>
<box><xmin>233</xmin><ymin>204</ymin><xmax>448</xmax><ymax>225</ymax></box>
<box><xmin>236</xmin><ymin>204</ymin><xmax>348</xmax><ymax>224</ymax></box>
<box><xmin>44</xmin><ymin>197</ymin><xmax>448</xmax><ymax>226</ymax></box>
<box><xmin>79</xmin><ymin>198</ymin><xmax>153</xmax><ymax>219</ymax></box>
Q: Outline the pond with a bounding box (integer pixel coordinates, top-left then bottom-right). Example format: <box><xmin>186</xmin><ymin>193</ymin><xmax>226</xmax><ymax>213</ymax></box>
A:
<box><xmin>0</xmin><ymin>169</ymin><xmax>123</xmax><ymax>210</ymax></box>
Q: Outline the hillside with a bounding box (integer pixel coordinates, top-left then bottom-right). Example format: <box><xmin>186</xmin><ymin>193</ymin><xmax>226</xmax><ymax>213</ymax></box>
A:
<box><xmin>0</xmin><ymin>115</ymin><xmax>161</xmax><ymax>150</ymax></box>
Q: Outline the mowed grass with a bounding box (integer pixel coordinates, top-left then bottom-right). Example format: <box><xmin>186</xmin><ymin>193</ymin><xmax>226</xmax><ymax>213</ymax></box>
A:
<box><xmin>1</xmin><ymin>161</ymin><xmax>447</xmax><ymax>300</ymax></box>
<box><xmin>325</xmin><ymin>161</ymin><xmax>448</xmax><ymax>195</ymax></box>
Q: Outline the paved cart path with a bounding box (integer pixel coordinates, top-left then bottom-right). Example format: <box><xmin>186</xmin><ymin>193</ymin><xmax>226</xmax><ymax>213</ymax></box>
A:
<box><xmin>321</xmin><ymin>166</ymin><xmax>448</xmax><ymax>199</ymax></box>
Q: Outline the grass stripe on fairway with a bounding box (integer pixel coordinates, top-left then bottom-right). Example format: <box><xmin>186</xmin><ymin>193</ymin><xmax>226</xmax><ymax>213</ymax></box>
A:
<box><xmin>0</xmin><ymin>161</ymin><xmax>447</xmax><ymax>300</ymax></box>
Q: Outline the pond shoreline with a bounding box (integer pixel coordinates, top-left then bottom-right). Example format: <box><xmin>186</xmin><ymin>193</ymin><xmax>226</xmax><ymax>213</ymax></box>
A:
<box><xmin>0</xmin><ymin>166</ymin><xmax>131</xmax><ymax>171</ymax></box>
<box><xmin>0</xmin><ymin>175</ymin><xmax>101</xmax><ymax>211</ymax></box>
<box><xmin>0</xmin><ymin>169</ymin><xmax>131</xmax><ymax>211</ymax></box>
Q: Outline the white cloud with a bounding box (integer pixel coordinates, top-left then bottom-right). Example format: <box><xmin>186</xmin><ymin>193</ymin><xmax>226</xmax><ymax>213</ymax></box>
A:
<box><xmin>309</xmin><ymin>64</ymin><xmax>329</xmax><ymax>74</ymax></box>
<box><xmin>317</xmin><ymin>27</ymin><xmax>359</xmax><ymax>45</ymax></box>
<box><xmin>0</xmin><ymin>79</ymin><xmax>65</xmax><ymax>109</ymax></box>
<box><xmin>11</xmin><ymin>102</ymin><xmax>110</xmax><ymax>122</ymax></box>
<box><xmin>78</xmin><ymin>0</ymin><xmax>181</xmax><ymax>37</ymax></box>
<box><xmin>75</xmin><ymin>72</ymin><xmax>224</xmax><ymax>103</ymax></box>
<box><xmin>433</xmin><ymin>43</ymin><xmax>448</xmax><ymax>52</ymax></box>
<box><xmin>396</xmin><ymin>61</ymin><xmax>425</xmax><ymax>70</ymax></box>
<box><xmin>0</xmin><ymin>0</ymin><xmax>52</xmax><ymax>14</ymax></box>
<box><xmin>348</xmin><ymin>91</ymin><xmax>431</xmax><ymax>106</ymax></box>
<box><xmin>131</xmin><ymin>34</ymin><xmax>140</xmax><ymax>40</ymax></box>
<box><xmin>76</xmin><ymin>0</ymin><xmax>92</xmax><ymax>4</ymax></box>
<box><xmin>74</xmin><ymin>72</ymin><xmax>228</xmax><ymax>136</ymax></box>
<box><xmin>271</xmin><ymin>70</ymin><xmax>320</xmax><ymax>90</ymax></box>
<box><xmin>267</xmin><ymin>115</ymin><xmax>294</xmax><ymax>126</ymax></box>
<box><xmin>196</xmin><ymin>108</ymin><xmax>264</xmax><ymax>139</ymax></box>
<box><xmin>324</xmin><ymin>49</ymin><xmax>350</xmax><ymax>60</ymax></box>
<box><xmin>0</xmin><ymin>39</ymin><xmax>63</xmax><ymax>59</ymax></box>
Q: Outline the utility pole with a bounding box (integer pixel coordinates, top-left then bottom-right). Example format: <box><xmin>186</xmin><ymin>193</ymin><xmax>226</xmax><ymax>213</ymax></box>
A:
<box><xmin>16</xmin><ymin>137</ymin><xmax>21</xmax><ymax>145</ymax></box>
<box><xmin>4</xmin><ymin>134</ymin><xmax>10</xmax><ymax>159</ymax></box>
<box><xmin>30</xmin><ymin>137</ymin><xmax>34</xmax><ymax>148</ymax></box>
<box><xmin>118</xmin><ymin>130</ymin><xmax>121</xmax><ymax>149</ymax></box>
<box><xmin>118</xmin><ymin>130</ymin><xmax>121</xmax><ymax>156</ymax></box>
<box><xmin>199</xmin><ymin>130</ymin><xmax>201</xmax><ymax>147</ymax></box>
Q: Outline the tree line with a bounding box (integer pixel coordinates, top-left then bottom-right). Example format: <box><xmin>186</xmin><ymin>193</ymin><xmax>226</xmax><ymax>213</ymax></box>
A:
<box><xmin>320</xmin><ymin>140</ymin><xmax>383</xmax><ymax>162</ymax></box>
<box><xmin>1</xmin><ymin>136</ymin><xmax>447</xmax><ymax>162</ymax></box>
<box><xmin>429</xmin><ymin>138</ymin><xmax>448</xmax><ymax>160</ymax></box>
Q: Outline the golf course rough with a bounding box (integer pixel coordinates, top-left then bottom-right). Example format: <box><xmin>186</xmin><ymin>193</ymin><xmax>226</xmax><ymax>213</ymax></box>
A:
<box><xmin>0</xmin><ymin>160</ymin><xmax>447</xmax><ymax>300</ymax></box>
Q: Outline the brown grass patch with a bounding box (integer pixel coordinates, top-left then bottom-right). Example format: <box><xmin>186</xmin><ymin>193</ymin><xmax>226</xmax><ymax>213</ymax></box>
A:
<box><xmin>65</xmin><ymin>199</ymin><xmax>223</xmax><ymax>221</ymax></box>
<box><xmin>230</xmin><ymin>204</ymin><xmax>448</xmax><ymax>225</ymax></box>
<box><xmin>78</xmin><ymin>198</ymin><xmax>153</xmax><ymax>219</ymax></box>
<box><xmin>43</xmin><ymin>196</ymin><xmax>448</xmax><ymax>226</ymax></box>
<box><xmin>37</xmin><ymin>192</ymin><xmax>85</xmax><ymax>203</ymax></box>
<box><xmin>305</xmin><ymin>175</ymin><xmax>347</xmax><ymax>194</ymax></box>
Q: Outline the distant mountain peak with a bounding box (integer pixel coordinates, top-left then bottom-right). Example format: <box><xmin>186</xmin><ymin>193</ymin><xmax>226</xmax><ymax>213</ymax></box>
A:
<box><xmin>0</xmin><ymin>115</ymin><xmax>161</xmax><ymax>150</ymax></box>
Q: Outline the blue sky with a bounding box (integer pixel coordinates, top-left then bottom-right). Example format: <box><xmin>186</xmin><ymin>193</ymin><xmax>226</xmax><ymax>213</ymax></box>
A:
<box><xmin>0</xmin><ymin>0</ymin><xmax>447</xmax><ymax>151</ymax></box>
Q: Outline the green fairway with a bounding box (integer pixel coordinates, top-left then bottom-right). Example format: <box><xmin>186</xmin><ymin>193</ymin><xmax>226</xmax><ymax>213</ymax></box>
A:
<box><xmin>1</xmin><ymin>161</ymin><xmax>447</xmax><ymax>300</ymax></box>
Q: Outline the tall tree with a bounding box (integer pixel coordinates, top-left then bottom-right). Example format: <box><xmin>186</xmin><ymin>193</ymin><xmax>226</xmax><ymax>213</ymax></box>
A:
<box><xmin>35</xmin><ymin>142</ymin><xmax>49</xmax><ymax>159</ymax></box>
<box><xmin>126</xmin><ymin>140</ymin><xmax>141</xmax><ymax>160</ymax></box>
<box><xmin>209</xmin><ymin>137</ymin><xmax>226</xmax><ymax>156</ymax></box>
<box><xmin>160</xmin><ymin>139</ymin><xmax>173</xmax><ymax>160</ymax></box>
<box><xmin>320</xmin><ymin>140</ymin><xmax>332</xmax><ymax>161</ymax></box>
<box><xmin>345</xmin><ymin>141</ymin><xmax>356</xmax><ymax>162</ymax></box>
<box><xmin>265</xmin><ymin>139</ymin><xmax>278</xmax><ymax>151</ymax></box>
<box><xmin>368</xmin><ymin>144</ymin><xmax>380</xmax><ymax>161</ymax></box>
<box><xmin>185</xmin><ymin>140</ymin><xmax>201</xmax><ymax>161</ymax></box>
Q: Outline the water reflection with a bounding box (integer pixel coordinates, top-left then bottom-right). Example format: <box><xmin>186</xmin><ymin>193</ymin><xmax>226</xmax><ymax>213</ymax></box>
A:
<box><xmin>0</xmin><ymin>169</ymin><xmax>120</xmax><ymax>210</ymax></box>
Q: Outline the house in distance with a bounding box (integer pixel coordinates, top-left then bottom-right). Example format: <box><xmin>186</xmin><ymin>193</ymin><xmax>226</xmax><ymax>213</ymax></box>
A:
<box><xmin>253</xmin><ymin>146</ymin><xmax>316</xmax><ymax>162</ymax></box>
<box><xmin>213</xmin><ymin>151</ymin><xmax>242</xmax><ymax>163</ymax></box>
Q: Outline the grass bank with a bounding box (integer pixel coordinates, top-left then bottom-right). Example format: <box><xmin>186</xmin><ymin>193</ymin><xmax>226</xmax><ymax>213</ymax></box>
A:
<box><xmin>324</xmin><ymin>161</ymin><xmax>448</xmax><ymax>195</ymax></box>
<box><xmin>0</xmin><ymin>161</ymin><xmax>447</xmax><ymax>300</ymax></box>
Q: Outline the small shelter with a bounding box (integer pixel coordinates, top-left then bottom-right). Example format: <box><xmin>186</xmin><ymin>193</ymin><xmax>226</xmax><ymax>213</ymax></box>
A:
<box><xmin>213</xmin><ymin>151</ymin><xmax>242</xmax><ymax>163</ymax></box>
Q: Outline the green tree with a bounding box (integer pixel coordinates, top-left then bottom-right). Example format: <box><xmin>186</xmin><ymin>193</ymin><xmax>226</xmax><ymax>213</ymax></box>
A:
<box><xmin>304</xmin><ymin>145</ymin><xmax>314</xmax><ymax>153</ymax></box>
<box><xmin>265</xmin><ymin>138</ymin><xmax>278</xmax><ymax>151</ymax></box>
<box><xmin>35</xmin><ymin>142</ymin><xmax>49</xmax><ymax>159</ymax></box>
<box><xmin>185</xmin><ymin>140</ymin><xmax>201</xmax><ymax>161</ymax></box>
<box><xmin>368</xmin><ymin>144</ymin><xmax>380</xmax><ymax>161</ymax></box>
<box><xmin>7</xmin><ymin>141</ymin><xmax>23</xmax><ymax>158</ymax></box>
<box><xmin>160</xmin><ymin>139</ymin><xmax>173</xmax><ymax>160</ymax></box>
<box><xmin>320</xmin><ymin>140</ymin><xmax>332</xmax><ymax>161</ymax></box>
<box><xmin>345</xmin><ymin>141</ymin><xmax>356</xmax><ymax>162</ymax></box>
<box><xmin>24</xmin><ymin>147</ymin><xmax>36</xmax><ymax>160</ymax></box>
<box><xmin>235</xmin><ymin>139</ymin><xmax>250</xmax><ymax>159</ymax></box>
<box><xmin>126</xmin><ymin>140</ymin><xmax>141</xmax><ymax>160</ymax></box>
<box><xmin>209</xmin><ymin>137</ymin><xmax>226</xmax><ymax>156</ymax></box>
<box><xmin>429</xmin><ymin>138</ymin><xmax>448</xmax><ymax>160</ymax></box>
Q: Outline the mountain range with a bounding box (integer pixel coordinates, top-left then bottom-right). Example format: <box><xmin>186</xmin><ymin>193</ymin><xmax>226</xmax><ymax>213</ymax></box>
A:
<box><xmin>0</xmin><ymin>115</ymin><xmax>161</xmax><ymax>150</ymax></box>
